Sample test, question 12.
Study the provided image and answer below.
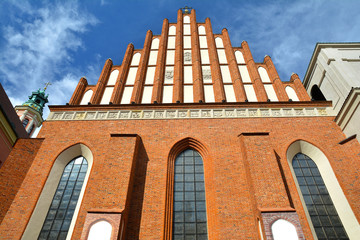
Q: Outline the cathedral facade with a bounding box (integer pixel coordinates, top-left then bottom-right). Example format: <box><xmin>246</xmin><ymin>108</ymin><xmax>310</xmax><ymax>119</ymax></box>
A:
<box><xmin>0</xmin><ymin>9</ymin><xmax>359</xmax><ymax>240</ymax></box>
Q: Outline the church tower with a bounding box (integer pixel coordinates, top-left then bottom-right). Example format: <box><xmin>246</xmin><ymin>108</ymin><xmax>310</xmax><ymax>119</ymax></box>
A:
<box><xmin>0</xmin><ymin>8</ymin><xmax>359</xmax><ymax>240</ymax></box>
<box><xmin>15</xmin><ymin>85</ymin><xmax>49</xmax><ymax>136</ymax></box>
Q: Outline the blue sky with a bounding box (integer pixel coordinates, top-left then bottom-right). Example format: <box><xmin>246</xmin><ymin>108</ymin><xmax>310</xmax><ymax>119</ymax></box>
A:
<box><xmin>1</xmin><ymin>0</ymin><xmax>360</xmax><ymax>119</ymax></box>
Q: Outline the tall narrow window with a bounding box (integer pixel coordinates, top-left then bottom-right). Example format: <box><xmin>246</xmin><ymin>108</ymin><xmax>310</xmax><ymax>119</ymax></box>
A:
<box><xmin>292</xmin><ymin>153</ymin><xmax>349</xmax><ymax>240</ymax></box>
<box><xmin>22</xmin><ymin>118</ymin><xmax>29</xmax><ymax>128</ymax></box>
<box><xmin>38</xmin><ymin>156</ymin><xmax>88</xmax><ymax>240</ymax></box>
<box><xmin>173</xmin><ymin>149</ymin><xmax>208</xmax><ymax>240</ymax></box>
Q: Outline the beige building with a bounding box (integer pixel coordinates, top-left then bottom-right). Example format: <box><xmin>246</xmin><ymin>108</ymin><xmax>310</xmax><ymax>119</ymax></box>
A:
<box><xmin>303</xmin><ymin>43</ymin><xmax>360</xmax><ymax>142</ymax></box>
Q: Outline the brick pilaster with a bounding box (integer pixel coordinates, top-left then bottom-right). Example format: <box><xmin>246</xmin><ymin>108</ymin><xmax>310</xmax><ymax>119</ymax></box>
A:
<box><xmin>190</xmin><ymin>9</ymin><xmax>204</xmax><ymax>103</ymax></box>
<box><xmin>131</xmin><ymin>30</ymin><xmax>153</xmax><ymax>103</ymax></box>
<box><xmin>69</xmin><ymin>77</ymin><xmax>88</xmax><ymax>105</ymax></box>
<box><xmin>291</xmin><ymin>73</ymin><xmax>311</xmax><ymax>101</ymax></box>
<box><xmin>241</xmin><ymin>41</ymin><xmax>268</xmax><ymax>102</ymax></box>
<box><xmin>264</xmin><ymin>56</ymin><xmax>288</xmax><ymax>101</ymax></box>
<box><xmin>91</xmin><ymin>58</ymin><xmax>113</xmax><ymax>104</ymax></box>
<box><xmin>173</xmin><ymin>9</ymin><xmax>184</xmax><ymax>103</ymax></box>
<box><xmin>222</xmin><ymin>29</ymin><xmax>246</xmax><ymax>102</ymax></box>
<box><xmin>205</xmin><ymin>18</ymin><xmax>226</xmax><ymax>102</ymax></box>
<box><xmin>111</xmin><ymin>43</ymin><xmax>134</xmax><ymax>104</ymax></box>
<box><xmin>152</xmin><ymin>19</ymin><xmax>169</xmax><ymax>103</ymax></box>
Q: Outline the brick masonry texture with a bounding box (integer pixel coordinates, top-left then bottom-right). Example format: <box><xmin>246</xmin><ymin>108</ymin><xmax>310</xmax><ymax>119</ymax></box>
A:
<box><xmin>0</xmin><ymin>115</ymin><xmax>359</xmax><ymax>239</ymax></box>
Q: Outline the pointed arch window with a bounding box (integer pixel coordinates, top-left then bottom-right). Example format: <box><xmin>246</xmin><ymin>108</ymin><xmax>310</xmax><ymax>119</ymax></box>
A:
<box><xmin>173</xmin><ymin>149</ymin><xmax>208</xmax><ymax>240</ymax></box>
<box><xmin>292</xmin><ymin>153</ymin><xmax>349</xmax><ymax>239</ymax></box>
<box><xmin>38</xmin><ymin>156</ymin><xmax>88</xmax><ymax>240</ymax></box>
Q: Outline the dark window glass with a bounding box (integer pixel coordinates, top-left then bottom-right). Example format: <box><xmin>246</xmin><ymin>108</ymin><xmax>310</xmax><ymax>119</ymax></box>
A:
<box><xmin>173</xmin><ymin>149</ymin><xmax>208</xmax><ymax>240</ymax></box>
<box><xmin>38</xmin><ymin>156</ymin><xmax>88</xmax><ymax>240</ymax></box>
<box><xmin>22</xmin><ymin>118</ymin><xmax>29</xmax><ymax>128</ymax></box>
<box><xmin>292</xmin><ymin>153</ymin><xmax>348</xmax><ymax>240</ymax></box>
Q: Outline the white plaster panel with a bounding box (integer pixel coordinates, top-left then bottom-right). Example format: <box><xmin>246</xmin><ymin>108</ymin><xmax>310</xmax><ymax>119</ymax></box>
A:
<box><xmin>224</xmin><ymin>85</ymin><xmax>236</xmax><ymax>102</ymax></box>
<box><xmin>271</xmin><ymin>219</ymin><xmax>298</xmax><ymax>240</ymax></box>
<box><xmin>121</xmin><ymin>86</ymin><xmax>133</xmax><ymax>104</ymax></box>
<box><xmin>184</xmin><ymin>50</ymin><xmax>192</xmax><ymax>64</ymax></box>
<box><xmin>321</xmin><ymin>75</ymin><xmax>341</xmax><ymax>111</ymax></box>
<box><xmin>100</xmin><ymin>87</ymin><xmax>114</xmax><ymax>104</ymax></box>
<box><xmin>169</xmin><ymin>26</ymin><xmax>176</xmax><ymax>35</ymax></box>
<box><xmin>88</xmin><ymin>221</ymin><xmax>112</xmax><ymax>240</ymax></box>
<box><xmin>141</xmin><ymin>86</ymin><xmax>153</xmax><ymax>104</ymax></box>
<box><xmin>168</xmin><ymin>36</ymin><xmax>176</xmax><ymax>49</ymax></box>
<box><xmin>184</xmin><ymin>36</ymin><xmax>191</xmax><ymax>49</ymax></box>
<box><xmin>204</xmin><ymin>85</ymin><xmax>215</xmax><ymax>103</ymax></box>
<box><xmin>184</xmin><ymin>85</ymin><xmax>194</xmax><ymax>103</ymax></box>
<box><xmin>258</xmin><ymin>67</ymin><xmax>271</xmax><ymax>83</ymax></box>
<box><xmin>200</xmin><ymin>50</ymin><xmax>210</xmax><ymax>64</ymax></box>
<box><xmin>126</xmin><ymin>67</ymin><xmax>138</xmax><ymax>85</ymax></box>
<box><xmin>148</xmin><ymin>51</ymin><xmax>158</xmax><ymax>65</ymax></box>
<box><xmin>151</xmin><ymin>38</ymin><xmax>159</xmax><ymax>49</ymax></box>
<box><xmin>264</xmin><ymin>84</ymin><xmax>279</xmax><ymax>101</ymax></box>
<box><xmin>215</xmin><ymin>37</ymin><xmax>224</xmax><ymax>48</ymax></box>
<box><xmin>130</xmin><ymin>52</ymin><xmax>141</xmax><ymax>66</ymax></box>
<box><xmin>199</xmin><ymin>36</ymin><xmax>208</xmax><ymax>48</ymax></box>
<box><xmin>164</xmin><ymin>66</ymin><xmax>174</xmax><ymax>84</ymax></box>
<box><xmin>244</xmin><ymin>84</ymin><xmax>258</xmax><ymax>102</ymax></box>
<box><xmin>162</xmin><ymin>85</ymin><xmax>173</xmax><ymax>103</ymax></box>
<box><xmin>217</xmin><ymin>49</ymin><xmax>227</xmax><ymax>64</ymax></box>
<box><xmin>285</xmin><ymin>86</ymin><xmax>299</xmax><ymax>101</ymax></box>
<box><xmin>235</xmin><ymin>51</ymin><xmax>245</xmax><ymax>64</ymax></box>
<box><xmin>184</xmin><ymin>24</ymin><xmax>191</xmax><ymax>35</ymax></box>
<box><xmin>183</xmin><ymin>16</ymin><xmax>190</xmax><ymax>23</ymax></box>
<box><xmin>184</xmin><ymin>66</ymin><xmax>193</xmax><ymax>83</ymax></box>
<box><xmin>198</xmin><ymin>26</ymin><xmax>206</xmax><ymax>35</ymax></box>
<box><xmin>107</xmin><ymin>70</ymin><xmax>119</xmax><ymax>85</ymax></box>
<box><xmin>145</xmin><ymin>67</ymin><xmax>156</xmax><ymax>84</ymax></box>
<box><xmin>166</xmin><ymin>50</ymin><xmax>175</xmax><ymax>65</ymax></box>
<box><xmin>202</xmin><ymin>66</ymin><xmax>212</xmax><ymax>84</ymax></box>
<box><xmin>80</xmin><ymin>90</ymin><xmax>93</xmax><ymax>105</ymax></box>
<box><xmin>220</xmin><ymin>65</ymin><xmax>232</xmax><ymax>83</ymax></box>
<box><xmin>239</xmin><ymin>65</ymin><xmax>252</xmax><ymax>83</ymax></box>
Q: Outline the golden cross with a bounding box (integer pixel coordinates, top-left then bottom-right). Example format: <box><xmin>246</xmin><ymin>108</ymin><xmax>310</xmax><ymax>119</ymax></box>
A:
<box><xmin>44</xmin><ymin>82</ymin><xmax>52</xmax><ymax>91</ymax></box>
<box><xmin>181</xmin><ymin>6</ymin><xmax>192</xmax><ymax>14</ymax></box>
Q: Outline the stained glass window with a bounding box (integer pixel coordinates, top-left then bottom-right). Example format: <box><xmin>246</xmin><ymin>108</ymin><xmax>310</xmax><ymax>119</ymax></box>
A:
<box><xmin>38</xmin><ymin>156</ymin><xmax>88</xmax><ymax>240</ymax></box>
<box><xmin>173</xmin><ymin>149</ymin><xmax>208</xmax><ymax>240</ymax></box>
<box><xmin>292</xmin><ymin>153</ymin><xmax>348</xmax><ymax>240</ymax></box>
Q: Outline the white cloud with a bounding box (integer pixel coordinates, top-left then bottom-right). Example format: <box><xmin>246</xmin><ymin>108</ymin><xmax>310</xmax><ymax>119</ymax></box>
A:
<box><xmin>221</xmin><ymin>0</ymin><xmax>360</xmax><ymax>81</ymax></box>
<box><xmin>0</xmin><ymin>1</ymin><xmax>98</xmax><ymax>118</ymax></box>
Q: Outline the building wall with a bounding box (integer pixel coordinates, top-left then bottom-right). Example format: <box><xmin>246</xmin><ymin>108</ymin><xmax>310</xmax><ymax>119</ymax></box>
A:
<box><xmin>1</xmin><ymin>10</ymin><xmax>359</xmax><ymax>240</ymax></box>
<box><xmin>303</xmin><ymin>43</ymin><xmax>360</xmax><ymax>142</ymax></box>
<box><xmin>0</xmin><ymin>113</ymin><xmax>359</xmax><ymax>239</ymax></box>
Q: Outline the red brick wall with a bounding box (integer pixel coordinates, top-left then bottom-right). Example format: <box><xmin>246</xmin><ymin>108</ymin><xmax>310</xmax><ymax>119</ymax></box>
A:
<box><xmin>0</xmin><ymin>115</ymin><xmax>358</xmax><ymax>239</ymax></box>
<box><xmin>0</xmin><ymin>138</ymin><xmax>43</xmax><ymax>223</ymax></box>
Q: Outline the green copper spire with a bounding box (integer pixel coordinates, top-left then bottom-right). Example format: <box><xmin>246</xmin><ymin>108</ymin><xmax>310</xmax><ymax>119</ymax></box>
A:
<box><xmin>22</xmin><ymin>83</ymin><xmax>50</xmax><ymax>116</ymax></box>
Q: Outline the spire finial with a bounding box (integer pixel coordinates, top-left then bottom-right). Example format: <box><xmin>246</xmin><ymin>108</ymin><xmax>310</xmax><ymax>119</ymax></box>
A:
<box><xmin>181</xmin><ymin>6</ymin><xmax>192</xmax><ymax>14</ymax></box>
<box><xmin>44</xmin><ymin>82</ymin><xmax>52</xmax><ymax>91</ymax></box>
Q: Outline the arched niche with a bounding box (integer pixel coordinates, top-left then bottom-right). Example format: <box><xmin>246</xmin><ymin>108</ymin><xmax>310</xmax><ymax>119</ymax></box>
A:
<box><xmin>310</xmin><ymin>84</ymin><xmax>326</xmax><ymax>101</ymax></box>
<box><xmin>183</xmin><ymin>15</ymin><xmax>190</xmax><ymax>23</ymax></box>
<box><xmin>271</xmin><ymin>219</ymin><xmax>299</xmax><ymax>240</ymax></box>
<box><xmin>130</xmin><ymin>52</ymin><xmax>141</xmax><ymax>66</ymax></box>
<box><xmin>285</xmin><ymin>86</ymin><xmax>299</xmax><ymax>101</ymax></box>
<box><xmin>80</xmin><ymin>90</ymin><xmax>93</xmax><ymax>105</ymax></box>
<box><xmin>151</xmin><ymin>38</ymin><xmax>159</xmax><ymax>50</ymax></box>
<box><xmin>88</xmin><ymin>220</ymin><xmax>112</xmax><ymax>240</ymax></box>
<box><xmin>107</xmin><ymin>70</ymin><xmax>119</xmax><ymax>85</ymax></box>
<box><xmin>215</xmin><ymin>37</ymin><xmax>224</xmax><ymax>48</ymax></box>
<box><xmin>22</xmin><ymin>143</ymin><xmax>94</xmax><ymax>240</ymax></box>
<box><xmin>258</xmin><ymin>67</ymin><xmax>271</xmax><ymax>83</ymax></box>
<box><xmin>198</xmin><ymin>26</ymin><xmax>206</xmax><ymax>35</ymax></box>
<box><xmin>286</xmin><ymin>140</ymin><xmax>360</xmax><ymax>239</ymax></box>
<box><xmin>169</xmin><ymin>26</ymin><xmax>176</xmax><ymax>35</ymax></box>
<box><xmin>235</xmin><ymin>51</ymin><xmax>245</xmax><ymax>64</ymax></box>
